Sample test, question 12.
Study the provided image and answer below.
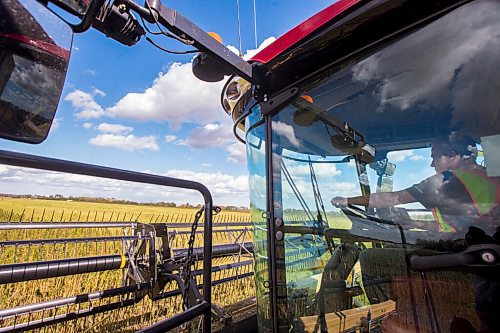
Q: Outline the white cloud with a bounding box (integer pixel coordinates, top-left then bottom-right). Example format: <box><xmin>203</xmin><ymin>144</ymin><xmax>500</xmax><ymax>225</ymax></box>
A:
<box><xmin>350</xmin><ymin>0</ymin><xmax>500</xmax><ymax>139</ymax></box>
<box><xmin>92</xmin><ymin>88</ymin><xmax>106</xmax><ymax>97</ymax></box>
<box><xmin>106</xmin><ymin>62</ymin><xmax>225</xmax><ymax>129</ymax></box>
<box><xmin>225</xmin><ymin>142</ymin><xmax>246</xmax><ymax>164</ymax></box>
<box><xmin>0</xmin><ymin>165</ymin><xmax>250</xmax><ymax>206</ymax></box>
<box><xmin>287</xmin><ymin>162</ymin><xmax>342</xmax><ymax>178</ymax></box>
<box><xmin>83</xmin><ymin>122</ymin><xmax>93</xmax><ymax>129</ymax></box>
<box><xmin>165</xmin><ymin>135</ymin><xmax>177</xmax><ymax>143</ymax></box>
<box><xmin>164</xmin><ymin>170</ymin><xmax>248</xmax><ymax>197</ymax></box>
<box><xmin>184</xmin><ymin>121</ymin><xmax>234</xmax><ymax>149</ymax></box>
<box><xmin>242</xmin><ymin>37</ymin><xmax>276</xmax><ymax>60</ymax></box>
<box><xmin>410</xmin><ymin>154</ymin><xmax>425</xmax><ymax>161</ymax></box>
<box><xmin>387</xmin><ymin>150</ymin><xmax>417</xmax><ymax>162</ymax></box>
<box><xmin>89</xmin><ymin>134</ymin><xmax>159</xmax><ymax>151</ymax></box>
<box><xmin>175</xmin><ymin>139</ymin><xmax>187</xmax><ymax>146</ymax></box>
<box><xmin>85</xmin><ymin>69</ymin><xmax>96</xmax><ymax>76</ymax></box>
<box><xmin>65</xmin><ymin>90</ymin><xmax>105</xmax><ymax>119</ymax></box>
<box><xmin>49</xmin><ymin>117</ymin><xmax>61</xmax><ymax>133</ymax></box>
<box><xmin>67</xmin><ymin>38</ymin><xmax>274</xmax><ymax>128</ymax></box>
<box><xmin>97</xmin><ymin>123</ymin><xmax>133</xmax><ymax>135</ymax></box>
<box><xmin>272</xmin><ymin>121</ymin><xmax>301</xmax><ymax>148</ymax></box>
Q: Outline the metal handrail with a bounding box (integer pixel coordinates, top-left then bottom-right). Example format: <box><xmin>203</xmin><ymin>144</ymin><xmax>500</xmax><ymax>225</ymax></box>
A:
<box><xmin>0</xmin><ymin>149</ymin><xmax>213</xmax><ymax>332</ymax></box>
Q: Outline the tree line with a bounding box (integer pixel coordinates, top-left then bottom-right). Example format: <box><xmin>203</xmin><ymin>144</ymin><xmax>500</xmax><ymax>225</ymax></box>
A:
<box><xmin>0</xmin><ymin>193</ymin><xmax>249</xmax><ymax>212</ymax></box>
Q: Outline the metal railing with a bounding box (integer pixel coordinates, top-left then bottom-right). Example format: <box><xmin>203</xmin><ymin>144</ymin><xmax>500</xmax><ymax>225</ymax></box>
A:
<box><xmin>0</xmin><ymin>150</ymin><xmax>215</xmax><ymax>333</ymax></box>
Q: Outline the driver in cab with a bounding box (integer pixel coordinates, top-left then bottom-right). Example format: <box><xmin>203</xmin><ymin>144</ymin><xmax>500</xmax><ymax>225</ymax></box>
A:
<box><xmin>331</xmin><ymin>133</ymin><xmax>500</xmax><ymax>234</ymax></box>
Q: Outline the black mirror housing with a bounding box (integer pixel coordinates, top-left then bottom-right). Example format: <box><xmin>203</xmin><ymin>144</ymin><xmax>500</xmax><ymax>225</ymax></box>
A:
<box><xmin>0</xmin><ymin>0</ymin><xmax>72</xmax><ymax>144</ymax></box>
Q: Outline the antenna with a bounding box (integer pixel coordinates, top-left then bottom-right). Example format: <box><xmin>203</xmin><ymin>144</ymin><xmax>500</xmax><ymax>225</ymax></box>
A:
<box><xmin>253</xmin><ymin>0</ymin><xmax>258</xmax><ymax>48</ymax></box>
<box><xmin>235</xmin><ymin>0</ymin><xmax>243</xmax><ymax>57</ymax></box>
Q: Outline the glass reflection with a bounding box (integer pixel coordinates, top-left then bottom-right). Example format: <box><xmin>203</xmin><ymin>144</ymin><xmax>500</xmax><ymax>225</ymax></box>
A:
<box><xmin>0</xmin><ymin>0</ymin><xmax>72</xmax><ymax>143</ymax></box>
<box><xmin>246</xmin><ymin>106</ymin><xmax>271</xmax><ymax>332</ymax></box>
<box><xmin>265</xmin><ymin>0</ymin><xmax>500</xmax><ymax>332</ymax></box>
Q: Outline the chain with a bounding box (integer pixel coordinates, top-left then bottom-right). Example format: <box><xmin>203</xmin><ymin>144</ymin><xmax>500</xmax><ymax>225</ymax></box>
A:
<box><xmin>181</xmin><ymin>205</ymin><xmax>221</xmax><ymax>312</ymax></box>
<box><xmin>182</xmin><ymin>206</ymin><xmax>204</xmax><ymax>311</ymax></box>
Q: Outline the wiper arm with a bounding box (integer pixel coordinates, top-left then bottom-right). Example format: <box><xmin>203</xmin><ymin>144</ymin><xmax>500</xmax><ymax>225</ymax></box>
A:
<box><xmin>292</xmin><ymin>98</ymin><xmax>375</xmax><ymax>164</ymax></box>
<box><xmin>341</xmin><ymin>204</ymin><xmax>408</xmax><ymax>245</ymax></box>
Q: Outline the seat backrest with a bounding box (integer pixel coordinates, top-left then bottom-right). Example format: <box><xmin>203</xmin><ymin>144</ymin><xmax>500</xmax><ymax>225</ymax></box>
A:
<box><xmin>359</xmin><ymin>247</ymin><xmax>478</xmax><ymax>332</ymax></box>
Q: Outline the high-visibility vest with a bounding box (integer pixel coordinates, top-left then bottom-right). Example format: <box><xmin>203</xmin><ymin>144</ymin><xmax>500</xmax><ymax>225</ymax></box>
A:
<box><xmin>432</xmin><ymin>167</ymin><xmax>500</xmax><ymax>232</ymax></box>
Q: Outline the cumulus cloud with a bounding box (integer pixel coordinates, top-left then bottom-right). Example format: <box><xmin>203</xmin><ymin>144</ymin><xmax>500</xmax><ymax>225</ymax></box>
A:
<box><xmin>83</xmin><ymin>122</ymin><xmax>93</xmax><ymax>129</ymax></box>
<box><xmin>184</xmin><ymin>121</ymin><xmax>235</xmax><ymax>149</ymax></box>
<box><xmin>66</xmin><ymin>37</ymin><xmax>275</xmax><ymax>127</ymax></box>
<box><xmin>106</xmin><ymin>62</ymin><xmax>224</xmax><ymax>129</ymax></box>
<box><xmin>272</xmin><ymin>121</ymin><xmax>301</xmax><ymax>148</ymax></box>
<box><xmin>225</xmin><ymin>142</ymin><xmax>246</xmax><ymax>163</ymax></box>
<box><xmin>350</xmin><ymin>0</ymin><xmax>500</xmax><ymax>138</ymax></box>
<box><xmin>287</xmin><ymin>162</ymin><xmax>342</xmax><ymax>179</ymax></box>
<box><xmin>164</xmin><ymin>169</ymin><xmax>248</xmax><ymax>196</ymax></box>
<box><xmin>0</xmin><ymin>165</ymin><xmax>250</xmax><ymax>206</ymax></box>
<box><xmin>97</xmin><ymin>123</ymin><xmax>133</xmax><ymax>135</ymax></box>
<box><xmin>65</xmin><ymin>89</ymin><xmax>105</xmax><ymax>119</ymax></box>
<box><xmin>234</xmin><ymin>36</ymin><xmax>277</xmax><ymax>60</ymax></box>
<box><xmin>410</xmin><ymin>154</ymin><xmax>425</xmax><ymax>161</ymax></box>
<box><xmin>89</xmin><ymin>134</ymin><xmax>159</xmax><ymax>151</ymax></box>
<box><xmin>92</xmin><ymin>88</ymin><xmax>106</xmax><ymax>97</ymax></box>
<box><xmin>165</xmin><ymin>135</ymin><xmax>177</xmax><ymax>143</ymax></box>
<box><xmin>387</xmin><ymin>149</ymin><xmax>425</xmax><ymax>162</ymax></box>
<box><xmin>50</xmin><ymin>117</ymin><xmax>61</xmax><ymax>133</ymax></box>
<box><xmin>66</xmin><ymin>38</ymin><xmax>276</xmax><ymax>162</ymax></box>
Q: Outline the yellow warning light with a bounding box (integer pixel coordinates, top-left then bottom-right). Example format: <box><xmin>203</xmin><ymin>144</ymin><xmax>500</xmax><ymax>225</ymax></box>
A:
<box><xmin>208</xmin><ymin>32</ymin><xmax>223</xmax><ymax>44</ymax></box>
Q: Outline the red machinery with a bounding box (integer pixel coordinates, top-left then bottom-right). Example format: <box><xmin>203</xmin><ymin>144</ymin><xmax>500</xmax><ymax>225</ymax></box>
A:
<box><xmin>1</xmin><ymin>0</ymin><xmax>500</xmax><ymax>332</ymax></box>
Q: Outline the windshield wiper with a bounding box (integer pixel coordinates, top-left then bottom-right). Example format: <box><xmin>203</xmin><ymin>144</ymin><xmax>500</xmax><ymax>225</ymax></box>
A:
<box><xmin>292</xmin><ymin>98</ymin><xmax>375</xmax><ymax>164</ymax></box>
<box><xmin>341</xmin><ymin>204</ymin><xmax>408</xmax><ymax>245</ymax></box>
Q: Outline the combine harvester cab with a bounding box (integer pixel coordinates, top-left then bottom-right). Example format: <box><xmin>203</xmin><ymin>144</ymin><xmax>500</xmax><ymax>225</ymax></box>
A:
<box><xmin>1</xmin><ymin>0</ymin><xmax>500</xmax><ymax>332</ymax></box>
<box><xmin>219</xmin><ymin>0</ymin><xmax>500</xmax><ymax>332</ymax></box>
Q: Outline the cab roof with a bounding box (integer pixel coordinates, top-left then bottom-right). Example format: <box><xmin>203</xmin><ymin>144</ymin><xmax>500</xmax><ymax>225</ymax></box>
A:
<box><xmin>251</xmin><ymin>0</ymin><xmax>361</xmax><ymax>64</ymax></box>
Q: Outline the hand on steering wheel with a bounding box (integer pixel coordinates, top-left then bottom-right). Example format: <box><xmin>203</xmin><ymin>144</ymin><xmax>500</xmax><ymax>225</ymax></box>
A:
<box><xmin>331</xmin><ymin>196</ymin><xmax>348</xmax><ymax>208</ymax></box>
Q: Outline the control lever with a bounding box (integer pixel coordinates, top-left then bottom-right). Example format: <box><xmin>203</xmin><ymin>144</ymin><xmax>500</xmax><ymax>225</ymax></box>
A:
<box><xmin>410</xmin><ymin>244</ymin><xmax>500</xmax><ymax>270</ymax></box>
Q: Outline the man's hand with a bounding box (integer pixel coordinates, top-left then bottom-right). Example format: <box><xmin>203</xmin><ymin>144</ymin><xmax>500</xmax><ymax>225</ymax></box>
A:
<box><xmin>331</xmin><ymin>196</ymin><xmax>348</xmax><ymax>208</ymax></box>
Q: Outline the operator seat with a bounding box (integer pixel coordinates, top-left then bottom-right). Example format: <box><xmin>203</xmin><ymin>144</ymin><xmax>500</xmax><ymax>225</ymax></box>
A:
<box><xmin>359</xmin><ymin>247</ymin><xmax>477</xmax><ymax>332</ymax></box>
<box><xmin>318</xmin><ymin>243</ymin><xmax>360</xmax><ymax>313</ymax></box>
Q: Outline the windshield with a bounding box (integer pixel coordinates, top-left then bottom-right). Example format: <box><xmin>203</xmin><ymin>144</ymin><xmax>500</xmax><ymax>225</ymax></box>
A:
<box><xmin>250</xmin><ymin>0</ymin><xmax>500</xmax><ymax>331</ymax></box>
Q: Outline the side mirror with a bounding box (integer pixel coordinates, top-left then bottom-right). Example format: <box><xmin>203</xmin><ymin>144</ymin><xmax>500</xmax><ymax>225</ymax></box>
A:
<box><xmin>50</xmin><ymin>0</ymin><xmax>93</xmax><ymax>17</ymax></box>
<box><xmin>0</xmin><ymin>0</ymin><xmax>72</xmax><ymax>143</ymax></box>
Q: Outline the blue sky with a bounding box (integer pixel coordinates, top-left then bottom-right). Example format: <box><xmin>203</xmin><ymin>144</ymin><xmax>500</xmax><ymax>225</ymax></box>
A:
<box><xmin>0</xmin><ymin>0</ymin><xmax>336</xmax><ymax>206</ymax></box>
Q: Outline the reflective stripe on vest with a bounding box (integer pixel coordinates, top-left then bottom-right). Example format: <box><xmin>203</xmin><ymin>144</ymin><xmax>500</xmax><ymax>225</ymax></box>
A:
<box><xmin>452</xmin><ymin>169</ymin><xmax>500</xmax><ymax>216</ymax></box>
<box><xmin>431</xmin><ymin>207</ymin><xmax>456</xmax><ymax>233</ymax></box>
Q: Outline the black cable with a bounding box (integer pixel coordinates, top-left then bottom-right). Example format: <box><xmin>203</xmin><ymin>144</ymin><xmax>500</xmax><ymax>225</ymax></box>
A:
<box><xmin>139</xmin><ymin>15</ymin><xmax>163</xmax><ymax>35</ymax></box>
<box><xmin>145</xmin><ymin>37</ymin><xmax>197</xmax><ymax>54</ymax></box>
<box><xmin>144</xmin><ymin>0</ymin><xmax>194</xmax><ymax>45</ymax></box>
<box><xmin>220</xmin><ymin>74</ymin><xmax>236</xmax><ymax>112</ymax></box>
<box><xmin>232</xmin><ymin>100</ymin><xmax>257</xmax><ymax>144</ymax></box>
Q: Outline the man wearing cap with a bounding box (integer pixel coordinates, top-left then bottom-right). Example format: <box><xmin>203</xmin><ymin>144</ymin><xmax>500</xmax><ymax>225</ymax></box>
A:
<box><xmin>331</xmin><ymin>133</ymin><xmax>500</xmax><ymax>233</ymax></box>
